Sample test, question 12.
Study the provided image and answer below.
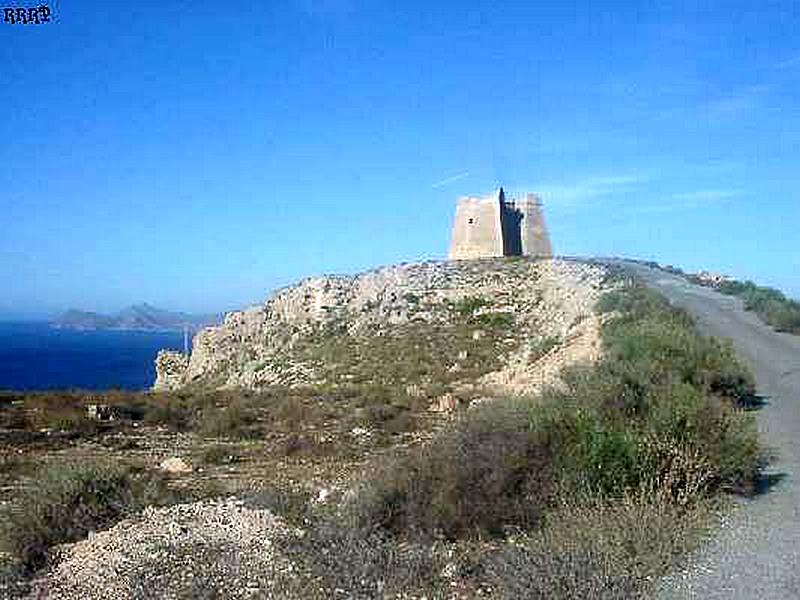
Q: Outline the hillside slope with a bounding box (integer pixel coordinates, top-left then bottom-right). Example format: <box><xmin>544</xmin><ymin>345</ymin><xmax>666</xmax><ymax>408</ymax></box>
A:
<box><xmin>154</xmin><ymin>258</ymin><xmax>608</xmax><ymax>394</ymax></box>
<box><xmin>14</xmin><ymin>264</ymin><xmax>764</xmax><ymax>599</ymax></box>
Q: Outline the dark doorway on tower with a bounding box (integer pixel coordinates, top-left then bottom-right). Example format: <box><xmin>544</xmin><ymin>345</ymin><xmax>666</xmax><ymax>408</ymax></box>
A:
<box><xmin>500</xmin><ymin>192</ymin><xmax>523</xmax><ymax>255</ymax></box>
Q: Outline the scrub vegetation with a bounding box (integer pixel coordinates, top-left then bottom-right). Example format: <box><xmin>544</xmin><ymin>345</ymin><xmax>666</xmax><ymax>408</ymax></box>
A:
<box><xmin>279</xmin><ymin>282</ymin><xmax>761</xmax><ymax>598</ymax></box>
<box><xmin>0</xmin><ymin>277</ymin><xmax>764</xmax><ymax>598</ymax></box>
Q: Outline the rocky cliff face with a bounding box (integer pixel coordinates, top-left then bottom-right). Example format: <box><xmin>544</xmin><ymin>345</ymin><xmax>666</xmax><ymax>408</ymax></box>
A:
<box><xmin>153</xmin><ymin>258</ymin><xmax>608</xmax><ymax>393</ymax></box>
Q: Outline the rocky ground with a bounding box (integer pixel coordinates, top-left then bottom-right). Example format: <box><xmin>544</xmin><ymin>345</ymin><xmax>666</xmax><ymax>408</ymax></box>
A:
<box><xmin>30</xmin><ymin>499</ymin><xmax>299</xmax><ymax>600</ymax></box>
<box><xmin>155</xmin><ymin>258</ymin><xmax>607</xmax><ymax>393</ymax></box>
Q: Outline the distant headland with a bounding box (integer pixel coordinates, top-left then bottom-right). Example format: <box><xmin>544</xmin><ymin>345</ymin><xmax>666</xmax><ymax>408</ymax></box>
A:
<box><xmin>52</xmin><ymin>303</ymin><xmax>221</xmax><ymax>332</ymax></box>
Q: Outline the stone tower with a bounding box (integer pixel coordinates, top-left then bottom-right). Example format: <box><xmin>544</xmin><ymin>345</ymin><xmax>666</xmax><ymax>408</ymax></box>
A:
<box><xmin>448</xmin><ymin>188</ymin><xmax>553</xmax><ymax>260</ymax></box>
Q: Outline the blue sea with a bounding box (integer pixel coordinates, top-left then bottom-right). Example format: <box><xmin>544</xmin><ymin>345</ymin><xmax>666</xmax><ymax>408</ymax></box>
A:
<box><xmin>0</xmin><ymin>322</ymin><xmax>185</xmax><ymax>391</ymax></box>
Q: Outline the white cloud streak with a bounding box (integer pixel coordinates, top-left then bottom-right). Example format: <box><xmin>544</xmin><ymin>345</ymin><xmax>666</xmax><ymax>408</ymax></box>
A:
<box><xmin>431</xmin><ymin>171</ymin><xmax>471</xmax><ymax>189</ymax></box>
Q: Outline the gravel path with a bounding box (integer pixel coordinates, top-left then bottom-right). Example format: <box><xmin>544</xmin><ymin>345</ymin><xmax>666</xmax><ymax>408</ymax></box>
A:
<box><xmin>618</xmin><ymin>261</ymin><xmax>800</xmax><ymax>599</ymax></box>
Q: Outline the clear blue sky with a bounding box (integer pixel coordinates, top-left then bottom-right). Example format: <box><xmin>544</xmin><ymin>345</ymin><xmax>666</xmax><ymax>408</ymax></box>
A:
<box><xmin>2</xmin><ymin>0</ymin><xmax>798</xmax><ymax>319</ymax></box>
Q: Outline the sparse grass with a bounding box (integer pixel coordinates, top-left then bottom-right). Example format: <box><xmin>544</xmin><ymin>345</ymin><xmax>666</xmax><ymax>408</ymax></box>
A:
<box><xmin>199</xmin><ymin>444</ymin><xmax>241</xmax><ymax>465</ymax></box>
<box><xmin>195</xmin><ymin>401</ymin><xmax>257</xmax><ymax>439</ymax></box>
<box><xmin>474</xmin><ymin>311</ymin><xmax>515</xmax><ymax>329</ymax></box>
<box><xmin>293</xmin><ymin>299</ymin><xmax>516</xmax><ymax>389</ymax></box>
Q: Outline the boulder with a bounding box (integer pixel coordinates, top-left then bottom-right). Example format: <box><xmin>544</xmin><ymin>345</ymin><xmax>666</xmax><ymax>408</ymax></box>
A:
<box><xmin>430</xmin><ymin>393</ymin><xmax>458</xmax><ymax>414</ymax></box>
<box><xmin>159</xmin><ymin>457</ymin><xmax>193</xmax><ymax>474</ymax></box>
<box><xmin>153</xmin><ymin>350</ymin><xmax>189</xmax><ymax>391</ymax></box>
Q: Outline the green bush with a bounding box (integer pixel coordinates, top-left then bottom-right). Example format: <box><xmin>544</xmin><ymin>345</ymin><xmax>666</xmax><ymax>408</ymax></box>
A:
<box><xmin>596</xmin><ymin>285</ymin><xmax>677</xmax><ymax>322</ymax></box>
<box><xmin>474</xmin><ymin>311</ymin><xmax>515</xmax><ymax>329</ymax></box>
<box><xmin>529</xmin><ymin>335</ymin><xmax>560</xmax><ymax>361</ymax></box>
<box><xmin>1</xmin><ymin>461</ymin><xmax>174</xmax><ymax>571</ymax></box>
<box><xmin>600</xmin><ymin>305</ymin><xmax>755</xmax><ymax>405</ymax></box>
<box><xmin>453</xmin><ymin>295</ymin><xmax>489</xmax><ymax>317</ymax></box>
<box><xmin>579</xmin><ymin>425</ymin><xmax>641</xmax><ymax>496</ymax></box>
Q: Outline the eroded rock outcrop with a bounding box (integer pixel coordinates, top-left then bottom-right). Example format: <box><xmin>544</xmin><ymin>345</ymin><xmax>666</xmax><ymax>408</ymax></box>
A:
<box><xmin>154</xmin><ymin>258</ymin><xmax>608</xmax><ymax>393</ymax></box>
<box><xmin>153</xmin><ymin>350</ymin><xmax>189</xmax><ymax>391</ymax></box>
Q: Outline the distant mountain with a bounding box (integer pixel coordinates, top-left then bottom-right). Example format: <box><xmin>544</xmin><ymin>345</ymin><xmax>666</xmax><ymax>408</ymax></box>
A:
<box><xmin>55</xmin><ymin>310</ymin><xmax>117</xmax><ymax>330</ymax></box>
<box><xmin>53</xmin><ymin>303</ymin><xmax>222</xmax><ymax>332</ymax></box>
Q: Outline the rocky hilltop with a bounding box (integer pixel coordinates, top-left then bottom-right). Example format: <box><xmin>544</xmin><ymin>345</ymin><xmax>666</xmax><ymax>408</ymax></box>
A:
<box><xmin>154</xmin><ymin>258</ymin><xmax>608</xmax><ymax>395</ymax></box>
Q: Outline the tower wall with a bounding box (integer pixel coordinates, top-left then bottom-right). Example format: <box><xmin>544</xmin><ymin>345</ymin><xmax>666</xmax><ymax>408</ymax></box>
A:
<box><xmin>448</xmin><ymin>189</ymin><xmax>553</xmax><ymax>260</ymax></box>
<box><xmin>517</xmin><ymin>193</ymin><xmax>553</xmax><ymax>257</ymax></box>
<box><xmin>448</xmin><ymin>192</ymin><xmax>504</xmax><ymax>260</ymax></box>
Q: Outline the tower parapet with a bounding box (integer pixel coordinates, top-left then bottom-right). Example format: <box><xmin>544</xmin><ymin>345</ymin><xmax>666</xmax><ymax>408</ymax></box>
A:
<box><xmin>448</xmin><ymin>188</ymin><xmax>552</xmax><ymax>260</ymax></box>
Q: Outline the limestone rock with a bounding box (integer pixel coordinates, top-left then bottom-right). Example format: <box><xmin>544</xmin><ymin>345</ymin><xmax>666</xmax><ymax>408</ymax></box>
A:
<box><xmin>153</xmin><ymin>350</ymin><xmax>189</xmax><ymax>391</ymax></box>
<box><xmin>159</xmin><ymin>457</ymin><xmax>193</xmax><ymax>474</ymax></box>
<box><xmin>86</xmin><ymin>404</ymin><xmax>114</xmax><ymax>421</ymax></box>
<box><xmin>153</xmin><ymin>258</ymin><xmax>608</xmax><ymax>392</ymax></box>
<box><xmin>430</xmin><ymin>393</ymin><xmax>458</xmax><ymax>413</ymax></box>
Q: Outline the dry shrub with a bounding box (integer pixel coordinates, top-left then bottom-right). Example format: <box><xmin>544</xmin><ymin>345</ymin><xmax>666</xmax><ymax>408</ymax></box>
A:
<box><xmin>22</xmin><ymin>392</ymin><xmax>97</xmax><ymax>434</ymax></box>
<box><xmin>280</xmin><ymin>519</ymin><xmax>446</xmax><ymax>599</ymax></box>
<box><xmin>280</xmin><ymin>432</ymin><xmax>318</xmax><ymax>456</ymax></box>
<box><xmin>483</xmin><ymin>494</ymin><xmax>714</xmax><ymax>599</ymax></box>
<box><xmin>0</xmin><ymin>461</ymin><xmax>175</xmax><ymax>571</ymax></box>
<box><xmin>349</xmin><ymin>402</ymin><xmax>554</xmax><ymax>539</ymax></box>
<box><xmin>199</xmin><ymin>444</ymin><xmax>241</xmax><ymax>465</ymax></box>
<box><xmin>640</xmin><ymin>436</ymin><xmax>716</xmax><ymax>506</ymax></box>
<box><xmin>196</xmin><ymin>401</ymin><xmax>257</xmax><ymax>439</ymax></box>
<box><xmin>242</xmin><ymin>485</ymin><xmax>311</xmax><ymax>528</ymax></box>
